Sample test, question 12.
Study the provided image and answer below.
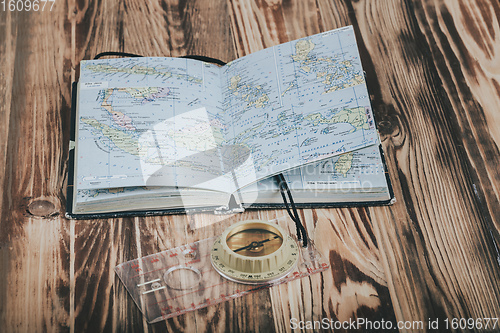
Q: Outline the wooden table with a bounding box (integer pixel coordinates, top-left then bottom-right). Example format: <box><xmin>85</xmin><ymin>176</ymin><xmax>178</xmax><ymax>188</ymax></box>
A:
<box><xmin>1</xmin><ymin>0</ymin><xmax>499</xmax><ymax>332</ymax></box>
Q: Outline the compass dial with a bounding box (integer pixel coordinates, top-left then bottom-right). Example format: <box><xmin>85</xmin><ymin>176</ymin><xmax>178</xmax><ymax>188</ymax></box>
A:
<box><xmin>211</xmin><ymin>220</ymin><xmax>298</xmax><ymax>284</ymax></box>
<box><xmin>226</xmin><ymin>225</ymin><xmax>283</xmax><ymax>257</ymax></box>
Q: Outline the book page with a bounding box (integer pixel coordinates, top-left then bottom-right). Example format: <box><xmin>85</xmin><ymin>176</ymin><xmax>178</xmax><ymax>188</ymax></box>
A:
<box><xmin>75</xmin><ymin>26</ymin><xmax>378</xmax><ymax>198</ymax></box>
<box><xmin>288</xmin><ymin>145</ymin><xmax>388</xmax><ymax>191</ymax></box>
<box><xmin>75</xmin><ymin>57</ymin><xmax>238</xmax><ymax>193</ymax></box>
<box><xmin>259</xmin><ymin>144</ymin><xmax>388</xmax><ymax>192</ymax></box>
<box><xmin>221</xmin><ymin>26</ymin><xmax>378</xmax><ymax>189</ymax></box>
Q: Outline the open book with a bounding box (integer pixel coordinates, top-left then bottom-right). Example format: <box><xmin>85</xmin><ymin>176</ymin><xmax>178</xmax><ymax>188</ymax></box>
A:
<box><xmin>66</xmin><ymin>26</ymin><xmax>393</xmax><ymax>219</ymax></box>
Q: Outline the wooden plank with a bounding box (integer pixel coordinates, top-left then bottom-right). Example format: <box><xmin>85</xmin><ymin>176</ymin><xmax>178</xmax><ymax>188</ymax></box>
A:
<box><xmin>148</xmin><ymin>211</ymin><xmax>275</xmax><ymax>333</ymax></box>
<box><xmin>0</xmin><ymin>3</ymin><xmax>73</xmax><ymax>332</ymax></box>
<box><xmin>1</xmin><ymin>0</ymin><xmax>498</xmax><ymax>332</ymax></box>
<box><xmin>263</xmin><ymin>208</ymin><xmax>397</xmax><ymax>331</ymax></box>
<box><xmin>74</xmin><ymin>0</ymin><xmax>235</xmax><ymax>61</ymax></box>
<box><xmin>412</xmin><ymin>0</ymin><xmax>500</xmax><ymax>238</ymax></box>
<box><xmin>70</xmin><ymin>0</ymin><xmax>276</xmax><ymax>332</ymax></box>
<box><xmin>227</xmin><ymin>1</ymin><xmax>399</xmax><ymax>331</ymax></box>
<box><xmin>0</xmin><ymin>9</ymin><xmax>14</xmax><ymax>222</ymax></box>
<box><xmin>347</xmin><ymin>0</ymin><xmax>500</xmax><ymax>325</ymax></box>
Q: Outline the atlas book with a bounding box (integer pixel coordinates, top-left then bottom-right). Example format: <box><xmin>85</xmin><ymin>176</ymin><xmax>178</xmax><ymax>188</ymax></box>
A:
<box><xmin>66</xmin><ymin>25</ymin><xmax>394</xmax><ymax>219</ymax></box>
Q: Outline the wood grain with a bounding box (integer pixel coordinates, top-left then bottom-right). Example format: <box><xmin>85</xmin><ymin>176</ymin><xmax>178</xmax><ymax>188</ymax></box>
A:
<box><xmin>349</xmin><ymin>0</ymin><xmax>500</xmax><ymax>325</ymax></box>
<box><xmin>0</xmin><ymin>9</ymin><xmax>14</xmax><ymax>223</ymax></box>
<box><xmin>227</xmin><ymin>1</ymin><xmax>398</xmax><ymax>330</ymax></box>
<box><xmin>0</xmin><ymin>3</ymin><xmax>72</xmax><ymax>332</ymax></box>
<box><xmin>265</xmin><ymin>208</ymin><xmax>397</xmax><ymax>332</ymax></box>
<box><xmin>414</xmin><ymin>0</ymin><xmax>500</xmax><ymax>238</ymax></box>
<box><xmin>70</xmin><ymin>0</ymin><xmax>265</xmax><ymax>332</ymax></box>
<box><xmin>0</xmin><ymin>0</ymin><xmax>499</xmax><ymax>332</ymax></box>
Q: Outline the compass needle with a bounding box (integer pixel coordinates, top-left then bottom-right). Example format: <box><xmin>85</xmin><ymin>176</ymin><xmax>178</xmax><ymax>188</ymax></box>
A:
<box><xmin>211</xmin><ymin>220</ymin><xmax>299</xmax><ymax>284</ymax></box>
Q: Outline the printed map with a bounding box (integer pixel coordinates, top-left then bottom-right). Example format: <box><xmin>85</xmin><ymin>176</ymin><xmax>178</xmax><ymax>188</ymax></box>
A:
<box><xmin>77</xmin><ymin>57</ymin><xmax>230</xmax><ymax>191</ymax></box>
<box><xmin>283</xmin><ymin>144</ymin><xmax>387</xmax><ymax>190</ymax></box>
<box><xmin>76</xmin><ymin>26</ymin><xmax>377</xmax><ymax>194</ymax></box>
<box><xmin>221</xmin><ymin>25</ymin><xmax>377</xmax><ymax>179</ymax></box>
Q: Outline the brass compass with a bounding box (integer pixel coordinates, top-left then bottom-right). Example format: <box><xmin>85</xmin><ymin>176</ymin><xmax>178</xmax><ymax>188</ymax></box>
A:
<box><xmin>210</xmin><ymin>220</ymin><xmax>299</xmax><ymax>284</ymax></box>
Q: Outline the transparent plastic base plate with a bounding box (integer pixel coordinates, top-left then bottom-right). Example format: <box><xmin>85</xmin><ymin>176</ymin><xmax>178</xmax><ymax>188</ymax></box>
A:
<box><xmin>114</xmin><ymin>218</ymin><xmax>329</xmax><ymax>324</ymax></box>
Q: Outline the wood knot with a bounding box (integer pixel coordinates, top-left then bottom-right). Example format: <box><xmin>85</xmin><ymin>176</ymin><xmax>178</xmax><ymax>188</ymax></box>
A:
<box><xmin>377</xmin><ymin>120</ymin><xmax>392</xmax><ymax>132</ymax></box>
<box><xmin>27</xmin><ymin>200</ymin><xmax>57</xmax><ymax>218</ymax></box>
<box><xmin>377</xmin><ymin>114</ymin><xmax>402</xmax><ymax>141</ymax></box>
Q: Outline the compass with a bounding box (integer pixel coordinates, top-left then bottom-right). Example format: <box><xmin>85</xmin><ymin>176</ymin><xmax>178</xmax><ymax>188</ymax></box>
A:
<box><xmin>210</xmin><ymin>220</ymin><xmax>299</xmax><ymax>284</ymax></box>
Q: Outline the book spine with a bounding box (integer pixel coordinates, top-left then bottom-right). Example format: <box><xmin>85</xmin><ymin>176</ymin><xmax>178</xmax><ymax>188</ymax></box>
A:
<box><xmin>65</xmin><ymin>82</ymin><xmax>78</xmax><ymax>218</ymax></box>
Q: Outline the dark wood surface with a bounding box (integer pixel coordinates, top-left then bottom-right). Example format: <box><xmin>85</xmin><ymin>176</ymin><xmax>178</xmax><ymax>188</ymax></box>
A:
<box><xmin>1</xmin><ymin>0</ymin><xmax>499</xmax><ymax>332</ymax></box>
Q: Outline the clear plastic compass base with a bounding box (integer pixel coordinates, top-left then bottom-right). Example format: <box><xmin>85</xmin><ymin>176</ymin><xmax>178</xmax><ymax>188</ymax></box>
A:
<box><xmin>114</xmin><ymin>218</ymin><xmax>329</xmax><ymax>324</ymax></box>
